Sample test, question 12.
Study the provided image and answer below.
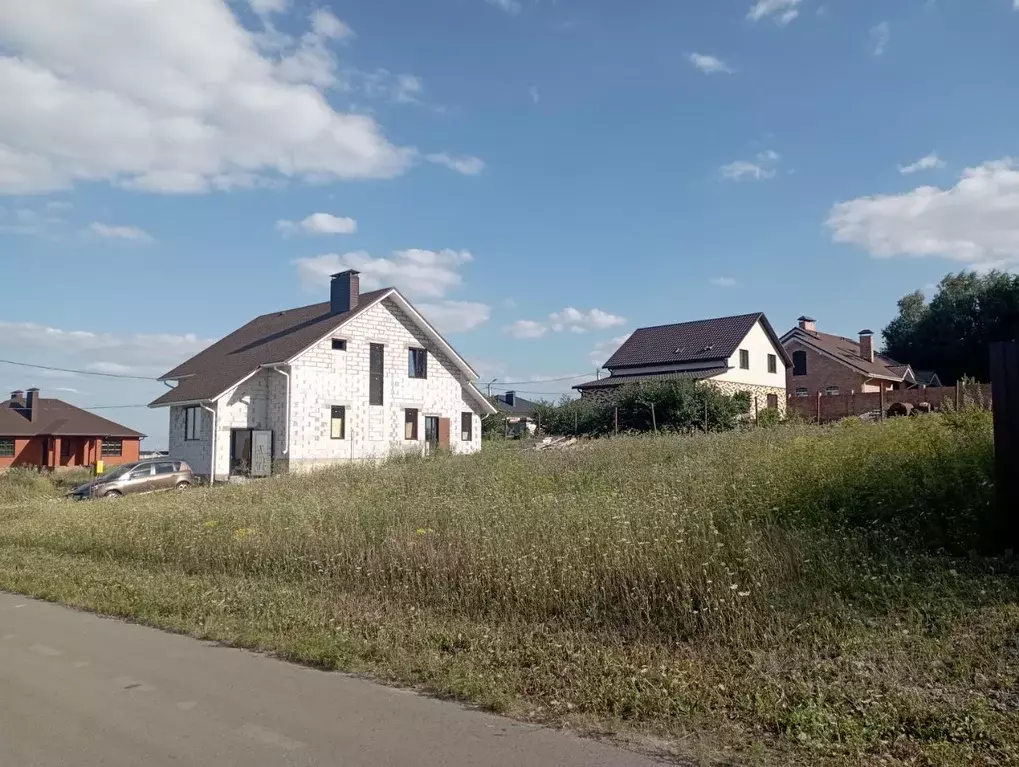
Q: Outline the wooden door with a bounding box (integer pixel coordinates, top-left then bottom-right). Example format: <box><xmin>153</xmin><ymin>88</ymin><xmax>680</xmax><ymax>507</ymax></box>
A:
<box><xmin>438</xmin><ymin>418</ymin><xmax>451</xmax><ymax>451</ymax></box>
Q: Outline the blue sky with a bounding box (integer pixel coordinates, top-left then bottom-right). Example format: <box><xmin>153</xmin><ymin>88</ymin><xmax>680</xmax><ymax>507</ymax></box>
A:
<box><xmin>3</xmin><ymin>0</ymin><xmax>1019</xmax><ymax>447</ymax></box>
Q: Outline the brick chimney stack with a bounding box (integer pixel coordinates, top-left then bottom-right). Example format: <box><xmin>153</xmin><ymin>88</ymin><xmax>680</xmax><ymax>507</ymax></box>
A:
<box><xmin>797</xmin><ymin>315</ymin><xmax>817</xmax><ymax>333</ymax></box>
<box><xmin>859</xmin><ymin>329</ymin><xmax>874</xmax><ymax>363</ymax></box>
<box><xmin>25</xmin><ymin>388</ymin><xmax>39</xmax><ymax>421</ymax></box>
<box><xmin>330</xmin><ymin>270</ymin><xmax>360</xmax><ymax>315</ymax></box>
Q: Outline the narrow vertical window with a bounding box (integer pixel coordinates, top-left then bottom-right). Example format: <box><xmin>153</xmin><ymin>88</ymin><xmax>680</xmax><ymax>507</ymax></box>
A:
<box><xmin>461</xmin><ymin>412</ymin><xmax>472</xmax><ymax>442</ymax></box>
<box><xmin>739</xmin><ymin>349</ymin><xmax>750</xmax><ymax>370</ymax></box>
<box><xmin>330</xmin><ymin>406</ymin><xmax>345</xmax><ymax>439</ymax></box>
<box><xmin>405</xmin><ymin>409</ymin><xmax>419</xmax><ymax>440</ymax></box>
<box><xmin>767</xmin><ymin>354</ymin><xmax>777</xmax><ymax>374</ymax></box>
<box><xmin>408</xmin><ymin>348</ymin><xmax>427</xmax><ymax>379</ymax></box>
<box><xmin>369</xmin><ymin>343</ymin><xmax>384</xmax><ymax>406</ymax></box>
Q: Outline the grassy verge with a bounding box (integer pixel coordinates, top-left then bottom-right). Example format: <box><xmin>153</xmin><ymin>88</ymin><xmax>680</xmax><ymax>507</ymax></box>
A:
<box><xmin>1</xmin><ymin>413</ymin><xmax>1017</xmax><ymax>765</ymax></box>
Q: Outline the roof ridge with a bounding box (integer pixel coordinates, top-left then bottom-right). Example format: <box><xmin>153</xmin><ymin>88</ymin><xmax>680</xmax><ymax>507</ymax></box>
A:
<box><xmin>631</xmin><ymin>311</ymin><xmax>763</xmax><ymax>333</ymax></box>
<box><xmin>251</xmin><ymin>287</ymin><xmax>395</xmax><ymax>321</ymax></box>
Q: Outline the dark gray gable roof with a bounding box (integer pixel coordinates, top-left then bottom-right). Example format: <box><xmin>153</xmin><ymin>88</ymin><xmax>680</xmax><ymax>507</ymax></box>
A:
<box><xmin>493</xmin><ymin>394</ymin><xmax>539</xmax><ymax>415</ymax></box>
<box><xmin>914</xmin><ymin>370</ymin><xmax>942</xmax><ymax>387</ymax></box>
<box><xmin>0</xmin><ymin>398</ymin><xmax>145</xmax><ymax>438</ymax></box>
<box><xmin>150</xmin><ymin>289</ymin><xmax>391</xmax><ymax>407</ymax></box>
<box><xmin>603</xmin><ymin>312</ymin><xmax>791</xmax><ymax>370</ymax></box>
<box><xmin>782</xmin><ymin>328</ymin><xmax>911</xmax><ymax>382</ymax></box>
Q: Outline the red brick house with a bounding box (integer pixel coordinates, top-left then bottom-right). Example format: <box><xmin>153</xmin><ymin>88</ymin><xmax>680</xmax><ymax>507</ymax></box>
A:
<box><xmin>0</xmin><ymin>388</ymin><xmax>144</xmax><ymax>470</ymax></box>
<box><xmin>780</xmin><ymin>317</ymin><xmax>936</xmax><ymax>400</ymax></box>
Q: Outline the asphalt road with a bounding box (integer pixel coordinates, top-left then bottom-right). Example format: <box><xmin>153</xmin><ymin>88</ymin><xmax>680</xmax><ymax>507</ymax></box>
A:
<box><xmin>0</xmin><ymin>593</ymin><xmax>662</xmax><ymax>766</ymax></box>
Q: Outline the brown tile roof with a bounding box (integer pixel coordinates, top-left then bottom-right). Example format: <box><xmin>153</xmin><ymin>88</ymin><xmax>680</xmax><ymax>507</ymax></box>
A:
<box><xmin>0</xmin><ymin>398</ymin><xmax>145</xmax><ymax>438</ymax></box>
<box><xmin>150</xmin><ymin>289</ymin><xmax>392</xmax><ymax>407</ymax></box>
<box><xmin>575</xmin><ymin>367</ymin><xmax>729</xmax><ymax>390</ymax></box>
<box><xmin>602</xmin><ymin>312</ymin><xmax>792</xmax><ymax>370</ymax></box>
<box><xmin>783</xmin><ymin>328</ymin><xmax>911</xmax><ymax>382</ymax></box>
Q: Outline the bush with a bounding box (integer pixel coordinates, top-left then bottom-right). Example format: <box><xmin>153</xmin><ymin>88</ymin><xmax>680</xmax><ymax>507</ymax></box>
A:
<box><xmin>534</xmin><ymin>380</ymin><xmax>752</xmax><ymax>436</ymax></box>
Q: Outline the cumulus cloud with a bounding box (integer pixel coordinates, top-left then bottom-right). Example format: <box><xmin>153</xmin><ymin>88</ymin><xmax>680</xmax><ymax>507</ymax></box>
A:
<box><xmin>0</xmin><ymin>321</ymin><xmax>213</xmax><ymax>376</ymax></box>
<box><xmin>294</xmin><ymin>248</ymin><xmax>489</xmax><ymax>333</ymax></box>
<box><xmin>0</xmin><ymin>0</ymin><xmax>462</xmax><ymax>195</ymax></box>
<box><xmin>871</xmin><ymin>21</ymin><xmax>890</xmax><ymax>56</ymax></box>
<box><xmin>747</xmin><ymin>0</ymin><xmax>803</xmax><ymax>25</ymax></box>
<box><xmin>826</xmin><ymin>158</ymin><xmax>1019</xmax><ymax>269</ymax></box>
<box><xmin>88</xmin><ymin>222</ymin><xmax>153</xmax><ymax>242</ymax></box>
<box><xmin>506</xmin><ymin>307</ymin><xmax>627</xmax><ymax>339</ymax></box>
<box><xmin>505</xmin><ymin>320</ymin><xmax>548</xmax><ymax>339</ymax></box>
<box><xmin>689</xmin><ymin>53</ymin><xmax>734</xmax><ymax>75</ymax></box>
<box><xmin>276</xmin><ymin>213</ymin><xmax>357</xmax><ymax>235</ymax></box>
<box><xmin>899</xmin><ymin>152</ymin><xmax>945</xmax><ymax>175</ymax></box>
<box><xmin>425</xmin><ymin>153</ymin><xmax>486</xmax><ymax>176</ymax></box>
<box><xmin>721</xmin><ymin>150</ymin><xmax>780</xmax><ymax>181</ymax></box>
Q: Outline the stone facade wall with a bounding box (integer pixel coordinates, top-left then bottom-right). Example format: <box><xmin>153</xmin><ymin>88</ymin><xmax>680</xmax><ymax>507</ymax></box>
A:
<box><xmin>707</xmin><ymin>379</ymin><xmax>787</xmax><ymax>419</ymax></box>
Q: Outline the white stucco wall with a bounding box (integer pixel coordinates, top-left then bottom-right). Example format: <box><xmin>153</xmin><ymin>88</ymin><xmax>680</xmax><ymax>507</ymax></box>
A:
<box><xmin>714</xmin><ymin>320</ymin><xmax>787</xmax><ymax>389</ymax></box>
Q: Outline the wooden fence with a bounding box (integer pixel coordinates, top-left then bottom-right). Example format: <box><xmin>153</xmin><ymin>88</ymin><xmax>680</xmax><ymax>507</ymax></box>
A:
<box><xmin>787</xmin><ymin>382</ymin><xmax>993</xmax><ymax>424</ymax></box>
<box><xmin>990</xmin><ymin>341</ymin><xmax>1019</xmax><ymax>550</ymax></box>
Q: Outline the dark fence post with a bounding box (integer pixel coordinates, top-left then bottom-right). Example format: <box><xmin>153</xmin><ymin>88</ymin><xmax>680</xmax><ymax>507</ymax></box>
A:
<box><xmin>955</xmin><ymin>380</ymin><xmax>962</xmax><ymax>410</ymax></box>
<box><xmin>816</xmin><ymin>392</ymin><xmax>821</xmax><ymax>425</ymax></box>
<box><xmin>880</xmin><ymin>386</ymin><xmax>886</xmax><ymax>421</ymax></box>
<box><xmin>614</xmin><ymin>406</ymin><xmax>619</xmax><ymax>436</ymax></box>
<box><xmin>990</xmin><ymin>341</ymin><xmax>1019</xmax><ymax>552</ymax></box>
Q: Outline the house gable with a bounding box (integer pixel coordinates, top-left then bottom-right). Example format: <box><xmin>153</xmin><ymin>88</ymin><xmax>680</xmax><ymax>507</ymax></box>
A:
<box><xmin>712</xmin><ymin>318</ymin><xmax>789</xmax><ymax>388</ymax></box>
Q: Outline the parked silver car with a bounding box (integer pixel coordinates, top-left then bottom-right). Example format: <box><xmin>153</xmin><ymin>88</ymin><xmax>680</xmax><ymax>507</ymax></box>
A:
<box><xmin>68</xmin><ymin>459</ymin><xmax>194</xmax><ymax>500</ymax></box>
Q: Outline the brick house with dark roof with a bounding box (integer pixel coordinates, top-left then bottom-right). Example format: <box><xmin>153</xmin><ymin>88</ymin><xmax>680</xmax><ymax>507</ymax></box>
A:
<box><xmin>1</xmin><ymin>388</ymin><xmax>144</xmax><ymax>470</ymax></box>
<box><xmin>575</xmin><ymin>312</ymin><xmax>791</xmax><ymax>416</ymax></box>
<box><xmin>780</xmin><ymin>316</ymin><xmax>938</xmax><ymax>400</ymax></box>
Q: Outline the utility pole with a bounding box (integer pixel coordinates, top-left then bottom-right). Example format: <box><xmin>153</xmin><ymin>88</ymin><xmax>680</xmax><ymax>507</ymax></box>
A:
<box><xmin>486</xmin><ymin>379</ymin><xmax>498</xmax><ymax>397</ymax></box>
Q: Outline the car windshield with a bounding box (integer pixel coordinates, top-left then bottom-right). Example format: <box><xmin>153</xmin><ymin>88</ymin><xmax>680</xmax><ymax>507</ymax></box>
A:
<box><xmin>99</xmin><ymin>464</ymin><xmax>136</xmax><ymax>481</ymax></box>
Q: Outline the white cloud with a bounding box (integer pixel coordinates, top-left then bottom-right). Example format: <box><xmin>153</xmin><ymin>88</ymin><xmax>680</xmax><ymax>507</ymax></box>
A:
<box><xmin>88</xmin><ymin>222</ymin><xmax>153</xmax><ymax>242</ymax></box>
<box><xmin>590</xmin><ymin>333</ymin><xmax>632</xmax><ymax>367</ymax></box>
<box><xmin>276</xmin><ymin>213</ymin><xmax>357</xmax><ymax>235</ymax></box>
<box><xmin>710</xmin><ymin>277</ymin><xmax>737</xmax><ymax>287</ymax></box>
<box><xmin>530</xmin><ymin>86</ymin><xmax>540</xmax><ymax>104</ymax></box>
<box><xmin>425</xmin><ymin>153</ymin><xmax>486</xmax><ymax>176</ymax></box>
<box><xmin>0</xmin><ymin>205</ymin><xmax>63</xmax><ymax>236</ymax></box>
<box><xmin>485</xmin><ymin>0</ymin><xmax>522</xmax><ymax>12</ymax></box>
<box><xmin>356</xmin><ymin>69</ymin><xmax>426</xmax><ymax>105</ymax></box>
<box><xmin>249</xmin><ymin>0</ymin><xmax>289</xmax><ymax>14</ymax></box>
<box><xmin>294</xmin><ymin>248</ymin><xmax>489</xmax><ymax>332</ymax></box>
<box><xmin>721</xmin><ymin>150</ymin><xmax>780</xmax><ymax>181</ymax></box>
<box><xmin>689</xmin><ymin>53</ymin><xmax>733</xmax><ymax>75</ymax></box>
<box><xmin>549</xmin><ymin>307</ymin><xmax>627</xmax><ymax>333</ymax></box>
<box><xmin>505</xmin><ymin>320</ymin><xmax>548</xmax><ymax>339</ymax></box>
<box><xmin>826</xmin><ymin>158</ymin><xmax>1019</xmax><ymax>269</ymax></box>
<box><xmin>747</xmin><ymin>0</ymin><xmax>803</xmax><ymax>25</ymax></box>
<box><xmin>0</xmin><ymin>321</ymin><xmax>213</xmax><ymax>376</ymax></box>
<box><xmin>0</xmin><ymin>0</ymin><xmax>421</xmax><ymax>195</ymax></box>
<box><xmin>871</xmin><ymin>21</ymin><xmax>890</xmax><ymax>56</ymax></box>
<box><xmin>507</xmin><ymin>307</ymin><xmax>627</xmax><ymax>339</ymax></box>
<box><xmin>416</xmin><ymin>301</ymin><xmax>491</xmax><ymax>334</ymax></box>
<box><xmin>899</xmin><ymin>152</ymin><xmax>945</xmax><ymax>175</ymax></box>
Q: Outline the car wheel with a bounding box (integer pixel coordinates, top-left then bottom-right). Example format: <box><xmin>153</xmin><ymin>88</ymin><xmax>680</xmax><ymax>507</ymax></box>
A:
<box><xmin>175</xmin><ymin>481</ymin><xmax>191</xmax><ymax>491</ymax></box>
<box><xmin>103</xmin><ymin>490</ymin><xmax>122</xmax><ymax>499</ymax></box>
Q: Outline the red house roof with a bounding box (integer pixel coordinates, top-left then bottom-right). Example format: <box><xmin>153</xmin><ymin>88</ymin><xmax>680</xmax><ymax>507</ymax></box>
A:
<box><xmin>0</xmin><ymin>394</ymin><xmax>145</xmax><ymax>438</ymax></box>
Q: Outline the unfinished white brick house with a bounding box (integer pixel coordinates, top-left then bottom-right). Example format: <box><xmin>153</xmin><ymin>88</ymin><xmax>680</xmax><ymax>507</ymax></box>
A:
<box><xmin>150</xmin><ymin>271</ymin><xmax>496</xmax><ymax>481</ymax></box>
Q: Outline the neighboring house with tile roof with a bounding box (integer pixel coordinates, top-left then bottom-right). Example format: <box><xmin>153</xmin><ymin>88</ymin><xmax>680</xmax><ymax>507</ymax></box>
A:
<box><xmin>149</xmin><ymin>270</ymin><xmax>497</xmax><ymax>481</ymax></box>
<box><xmin>1</xmin><ymin>388</ymin><xmax>144</xmax><ymax>470</ymax></box>
<box><xmin>781</xmin><ymin>316</ymin><xmax>938</xmax><ymax>400</ymax></box>
<box><xmin>491</xmin><ymin>391</ymin><xmax>539</xmax><ymax>436</ymax></box>
<box><xmin>575</xmin><ymin>312</ymin><xmax>791</xmax><ymax>417</ymax></box>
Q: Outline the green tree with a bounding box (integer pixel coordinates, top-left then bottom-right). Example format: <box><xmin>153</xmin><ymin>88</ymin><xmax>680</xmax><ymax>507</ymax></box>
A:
<box><xmin>882</xmin><ymin>270</ymin><xmax>1019</xmax><ymax>384</ymax></box>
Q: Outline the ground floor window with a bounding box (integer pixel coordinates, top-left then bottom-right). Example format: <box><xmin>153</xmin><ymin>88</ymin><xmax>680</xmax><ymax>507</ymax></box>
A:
<box><xmin>766</xmin><ymin>393</ymin><xmax>779</xmax><ymax>409</ymax></box>
<box><xmin>0</xmin><ymin>438</ymin><xmax>13</xmax><ymax>457</ymax></box>
<box><xmin>184</xmin><ymin>406</ymin><xmax>201</xmax><ymax>440</ymax></box>
<box><xmin>825</xmin><ymin>386</ymin><xmax>840</xmax><ymax>397</ymax></box>
<box><xmin>405</xmin><ymin>409</ymin><xmax>419</xmax><ymax>440</ymax></box>
<box><xmin>102</xmin><ymin>440</ymin><xmax>123</xmax><ymax>457</ymax></box>
<box><xmin>794</xmin><ymin>388</ymin><xmax>809</xmax><ymax>398</ymax></box>
<box><xmin>461</xmin><ymin>412</ymin><xmax>473</xmax><ymax>441</ymax></box>
<box><xmin>61</xmin><ymin>439</ymin><xmax>72</xmax><ymax>458</ymax></box>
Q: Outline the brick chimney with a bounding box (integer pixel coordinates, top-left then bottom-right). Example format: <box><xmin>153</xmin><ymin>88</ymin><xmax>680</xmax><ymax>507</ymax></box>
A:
<box><xmin>25</xmin><ymin>387</ymin><xmax>39</xmax><ymax>421</ymax></box>
<box><xmin>330</xmin><ymin>270</ymin><xmax>360</xmax><ymax>315</ymax></box>
<box><xmin>9</xmin><ymin>390</ymin><xmax>24</xmax><ymax>408</ymax></box>
<box><xmin>859</xmin><ymin>329</ymin><xmax>874</xmax><ymax>363</ymax></box>
<box><xmin>797</xmin><ymin>315</ymin><xmax>817</xmax><ymax>333</ymax></box>
<box><xmin>505</xmin><ymin>391</ymin><xmax>516</xmax><ymax>407</ymax></box>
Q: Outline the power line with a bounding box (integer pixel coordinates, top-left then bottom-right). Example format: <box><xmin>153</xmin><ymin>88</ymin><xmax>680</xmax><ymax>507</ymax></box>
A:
<box><xmin>0</xmin><ymin>358</ymin><xmax>160</xmax><ymax>381</ymax></box>
<box><xmin>487</xmin><ymin>373</ymin><xmax>594</xmax><ymax>386</ymax></box>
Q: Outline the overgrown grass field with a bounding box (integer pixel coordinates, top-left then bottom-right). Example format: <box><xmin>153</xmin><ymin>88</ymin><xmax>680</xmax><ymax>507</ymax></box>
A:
<box><xmin>0</xmin><ymin>412</ymin><xmax>1016</xmax><ymax>765</ymax></box>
